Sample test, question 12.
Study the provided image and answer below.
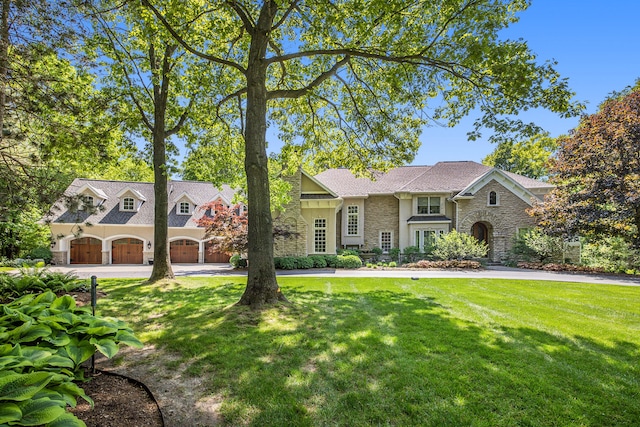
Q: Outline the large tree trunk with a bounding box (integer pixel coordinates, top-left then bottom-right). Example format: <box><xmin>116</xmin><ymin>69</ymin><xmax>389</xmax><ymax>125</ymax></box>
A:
<box><xmin>148</xmin><ymin>44</ymin><xmax>175</xmax><ymax>282</ymax></box>
<box><xmin>149</xmin><ymin>132</ymin><xmax>174</xmax><ymax>281</ymax></box>
<box><xmin>238</xmin><ymin>1</ymin><xmax>285</xmax><ymax>307</ymax></box>
<box><xmin>0</xmin><ymin>0</ymin><xmax>10</xmax><ymax>141</ymax></box>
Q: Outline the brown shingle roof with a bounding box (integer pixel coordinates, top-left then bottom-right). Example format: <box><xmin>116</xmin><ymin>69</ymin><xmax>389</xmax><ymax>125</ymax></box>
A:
<box><xmin>314</xmin><ymin>161</ymin><xmax>552</xmax><ymax>196</ymax></box>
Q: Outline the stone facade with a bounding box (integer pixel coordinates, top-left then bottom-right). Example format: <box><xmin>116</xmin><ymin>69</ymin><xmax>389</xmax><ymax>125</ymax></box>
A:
<box><xmin>363</xmin><ymin>195</ymin><xmax>399</xmax><ymax>250</ymax></box>
<box><xmin>273</xmin><ymin>169</ymin><xmax>308</xmax><ymax>257</ymax></box>
<box><xmin>457</xmin><ymin>180</ymin><xmax>537</xmax><ymax>262</ymax></box>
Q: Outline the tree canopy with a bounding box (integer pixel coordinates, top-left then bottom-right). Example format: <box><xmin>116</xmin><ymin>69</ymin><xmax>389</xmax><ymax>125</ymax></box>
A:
<box><xmin>530</xmin><ymin>82</ymin><xmax>640</xmax><ymax>247</ymax></box>
<box><xmin>142</xmin><ymin>0</ymin><xmax>583</xmax><ymax>307</ymax></box>
<box><xmin>482</xmin><ymin>133</ymin><xmax>558</xmax><ymax>179</ymax></box>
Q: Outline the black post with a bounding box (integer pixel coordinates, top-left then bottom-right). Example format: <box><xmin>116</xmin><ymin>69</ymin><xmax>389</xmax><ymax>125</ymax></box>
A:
<box><xmin>90</xmin><ymin>275</ymin><xmax>98</xmax><ymax>374</ymax></box>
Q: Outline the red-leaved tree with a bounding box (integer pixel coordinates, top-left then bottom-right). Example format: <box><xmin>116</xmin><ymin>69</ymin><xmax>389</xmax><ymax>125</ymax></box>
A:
<box><xmin>530</xmin><ymin>83</ymin><xmax>640</xmax><ymax>247</ymax></box>
<box><xmin>197</xmin><ymin>203</ymin><xmax>248</xmax><ymax>255</ymax></box>
<box><xmin>197</xmin><ymin>202</ymin><xmax>299</xmax><ymax>256</ymax></box>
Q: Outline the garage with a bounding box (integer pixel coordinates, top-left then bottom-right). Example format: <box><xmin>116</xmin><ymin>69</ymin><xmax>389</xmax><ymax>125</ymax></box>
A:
<box><xmin>170</xmin><ymin>239</ymin><xmax>199</xmax><ymax>263</ymax></box>
<box><xmin>204</xmin><ymin>240</ymin><xmax>231</xmax><ymax>263</ymax></box>
<box><xmin>112</xmin><ymin>238</ymin><xmax>143</xmax><ymax>264</ymax></box>
<box><xmin>70</xmin><ymin>237</ymin><xmax>102</xmax><ymax>264</ymax></box>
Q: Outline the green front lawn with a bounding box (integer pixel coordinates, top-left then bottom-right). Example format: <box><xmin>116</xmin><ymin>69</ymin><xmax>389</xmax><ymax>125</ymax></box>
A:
<box><xmin>98</xmin><ymin>277</ymin><xmax>640</xmax><ymax>426</ymax></box>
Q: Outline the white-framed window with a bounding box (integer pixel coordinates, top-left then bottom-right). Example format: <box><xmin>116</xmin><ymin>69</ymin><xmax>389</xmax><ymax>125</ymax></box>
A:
<box><xmin>488</xmin><ymin>191</ymin><xmax>499</xmax><ymax>206</ymax></box>
<box><xmin>178</xmin><ymin>201</ymin><xmax>191</xmax><ymax>215</ymax></box>
<box><xmin>414</xmin><ymin>229</ymin><xmax>446</xmax><ymax>252</ymax></box>
<box><xmin>380</xmin><ymin>231</ymin><xmax>392</xmax><ymax>253</ymax></box>
<box><xmin>417</xmin><ymin>196</ymin><xmax>441</xmax><ymax>214</ymax></box>
<box><xmin>347</xmin><ymin>205</ymin><xmax>359</xmax><ymax>235</ymax></box>
<box><xmin>314</xmin><ymin>218</ymin><xmax>327</xmax><ymax>253</ymax></box>
<box><xmin>122</xmin><ymin>197</ymin><xmax>135</xmax><ymax>211</ymax></box>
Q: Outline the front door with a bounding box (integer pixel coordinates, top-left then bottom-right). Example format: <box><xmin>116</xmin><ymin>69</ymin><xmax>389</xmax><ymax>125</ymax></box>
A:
<box><xmin>112</xmin><ymin>238</ymin><xmax>143</xmax><ymax>264</ymax></box>
<box><xmin>471</xmin><ymin>222</ymin><xmax>489</xmax><ymax>245</ymax></box>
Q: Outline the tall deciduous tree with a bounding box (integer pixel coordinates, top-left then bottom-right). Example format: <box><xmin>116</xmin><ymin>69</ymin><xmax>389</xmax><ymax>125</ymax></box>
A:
<box><xmin>482</xmin><ymin>133</ymin><xmax>558</xmax><ymax>179</ymax></box>
<box><xmin>530</xmin><ymin>82</ymin><xmax>640</xmax><ymax>247</ymax></box>
<box><xmin>85</xmin><ymin>1</ymin><xmax>209</xmax><ymax>281</ymax></box>
<box><xmin>144</xmin><ymin>0</ymin><xmax>582</xmax><ymax>307</ymax></box>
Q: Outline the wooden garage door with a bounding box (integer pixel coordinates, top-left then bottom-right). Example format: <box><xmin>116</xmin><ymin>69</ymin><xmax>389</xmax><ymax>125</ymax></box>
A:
<box><xmin>70</xmin><ymin>237</ymin><xmax>102</xmax><ymax>264</ymax></box>
<box><xmin>112</xmin><ymin>238</ymin><xmax>143</xmax><ymax>264</ymax></box>
<box><xmin>170</xmin><ymin>239</ymin><xmax>199</xmax><ymax>263</ymax></box>
<box><xmin>204</xmin><ymin>240</ymin><xmax>231</xmax><ymax>263</ymax></box>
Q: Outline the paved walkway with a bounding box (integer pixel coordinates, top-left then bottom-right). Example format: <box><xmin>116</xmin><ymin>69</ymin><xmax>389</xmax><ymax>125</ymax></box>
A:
<box><xmin>48</xmin><ymin>263</ymin><xmax>640</xmax><ymax>286</ymax></box>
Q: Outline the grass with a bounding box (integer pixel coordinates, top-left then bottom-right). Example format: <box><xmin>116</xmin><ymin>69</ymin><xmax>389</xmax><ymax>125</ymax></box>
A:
<box><xmin>97</xmin><ymin>277</ymin><xmax>640</xmax><ymax>426</ymax></box>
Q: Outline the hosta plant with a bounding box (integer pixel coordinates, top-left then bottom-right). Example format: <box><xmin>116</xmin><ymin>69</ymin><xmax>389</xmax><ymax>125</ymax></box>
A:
<box><xmin>0</xmin><ymin>291</ymin><xmax>143</xmax><ymax>426</ymax></box>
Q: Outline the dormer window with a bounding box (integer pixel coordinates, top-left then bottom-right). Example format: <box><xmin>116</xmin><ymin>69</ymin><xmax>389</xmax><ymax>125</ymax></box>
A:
<box><xmin>122</xmin><ymin>197</ymin><xmax>135</xmax><ymax>211</ymax></box>
<box><xmin>178</xmin><ymin>201</ymin><xmax>191</xmax><ymax>215</ymax></box>
<box><xmin>488</xmin><ymin>191</ymin><xmax>499</xmax><ymax>206</ymax></box>
<box><xmin>116</xmin><ymin>187</ymin><xmax>145</xmax><ymax>212</ymax></box>
<box><xmin>417</xmin><ymin>196</ymin><xmax>441</xmax><ymax>215</ymax></box>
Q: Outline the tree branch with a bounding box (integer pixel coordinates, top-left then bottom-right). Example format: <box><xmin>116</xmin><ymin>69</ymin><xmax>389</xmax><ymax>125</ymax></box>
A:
<box><xmin>268</xmin><ymin>55</ymin><xmax>350</xmax><ymax>100</ymax></box>
<box><xmin>141</xmin><ymin>0</ymin><xmax>247</xmax><ymax>74</ymax></box>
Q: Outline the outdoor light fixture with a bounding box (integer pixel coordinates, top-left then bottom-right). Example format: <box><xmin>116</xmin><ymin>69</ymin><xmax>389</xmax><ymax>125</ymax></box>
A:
<box><xmin>147</xmin><ymin>242</ymin><xmax>152</xmax><ymax>249</ymax></box>
<box><xmin>50</xmin><ymin>241</ymin><xmax>56</xmax><ymax>249</ymax></box>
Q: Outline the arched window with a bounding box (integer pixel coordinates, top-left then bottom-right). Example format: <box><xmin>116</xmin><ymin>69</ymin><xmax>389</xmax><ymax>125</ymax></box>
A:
<box><xmin>488</xmin><ymin>191</ymin><xmax>498</xmax><ymax>206</ymax></box>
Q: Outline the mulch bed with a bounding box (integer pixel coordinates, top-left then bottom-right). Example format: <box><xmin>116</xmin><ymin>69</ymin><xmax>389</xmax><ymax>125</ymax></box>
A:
<box><xmin>70</xmin><ymin>371</ymin><xmax>164</xmax><ymax>427</ymax></box>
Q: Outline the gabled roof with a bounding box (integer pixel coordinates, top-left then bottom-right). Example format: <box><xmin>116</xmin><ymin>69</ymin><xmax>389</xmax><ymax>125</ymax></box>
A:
<box><xmin>314</xmin><ymin>161</ymin><xmax>552</xmax><ymax>197</ymax></box>
<box><xmin>74</xmin><ymin>183</ymin><xmax>108</xmax><ymax>200</ymax></box>
<box><xmin>49</xmin><ymin>179</ymin><xmax>238</xmax><ymax>228</ymax></box>
<box><xmin>116</xmin><ymin>187</ymin><xmax>146</xmax><ymax>201</ymax></box>
<box><xmin>452</xmin><ymin>168</ymin><xmax>540</xmax><ymax>205</ymax></box>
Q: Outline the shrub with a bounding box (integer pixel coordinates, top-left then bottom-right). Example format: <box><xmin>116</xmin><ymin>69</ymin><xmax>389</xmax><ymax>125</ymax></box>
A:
<box><xmin>0</xmin><ymin>266</ymin><xmax>85</xmax><ymax>302</ymax></box>
<box><xmin>389</xmin><ymin>247</ymin><xmax>400</xmax><ymax>261</ymax></box>
<box><xmin>366</xmin><ymin>263</ymin><xmax>373</xmax><ymax>268</ymax></box>
<box><xmin>371</xmin><ymin>247</ymin><xmax>383</xmax><ymax>256</ymax></box>
<box><xmin>229</xmin><ymin>254</ymin><xmax>242</xmax><ymax>268</ymax></box>
<box><xmin>323</xmin><ymin>255</ymin><xmax>339</xmax><ymax>268</ymax></box>
<box><xmin>308</xmin><ymin>255</ymin><xmax>327</xmax><ymax>268</ymax></box>
<box><xmin>432</xmin><ymin>230</ymin><xmax>488</xmax><ymax>260</ymax></box>
<box><xmin>274</xmin><ymin>257</ymin><xmax>297</xmax><ymax>270</ymax></box>
<box><xmin>336</xmin><ymin>255</ymin><xmax>362</xmax><ymax>269</ymax></box>
<box><xmin>507</xmin><ymin>228</ymin><xmax>563</xmax><ymax>264</ymax></box>
<box><xmin>0</xmin><ymin>291</ymin><xmax>143</xmax><ymax>427</ymax></box>
<box><xmin>581</xmin><ymin>237</ymin><xmax>639</xmax><ymax>273</ymax></box>
<box><xmin>296</xmin><ymin>257</ymin><xmax>314</xmax><ymax>269</ymax></box>
<box><xmin>338</xmin><ymin>249</ymin><xmax>360</xmax><ymax>256</ymax></box>
<box><xmin>27</xmin><ymin>247</ymin><xmax>53</xmax><ymax>264</ymax></box>
<box><xmin>388</xmin><ymin>261</ymin><xmax>397</xmax><ymax>268</ymax></box>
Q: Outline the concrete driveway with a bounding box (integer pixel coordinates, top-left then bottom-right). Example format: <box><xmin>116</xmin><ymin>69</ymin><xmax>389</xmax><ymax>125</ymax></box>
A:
<box><xmin>48</xmin><ymin>263</ymin><xmax>640</xmax><ymax>286</ymax></box>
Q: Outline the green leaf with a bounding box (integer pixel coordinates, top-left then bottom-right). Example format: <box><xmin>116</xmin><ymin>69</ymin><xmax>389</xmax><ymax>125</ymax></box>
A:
<box><xmin>51</xmin><ymin>382</ymin><xmax>93</xmax><ymax>408</ymax></box>
<box><xmin>50</xmin><ymin>295</ymin><xmax>76</xmax><ymax>311</ymax></box>
<box><xmin>62</xmin><ymin>341</ymin><xmax>94</xmax><ymax>366</ymax></box>
<box><xmin>0</xmin><ymin>402</ymin><xmax>21</xmax><ymax>424</ymax></box>
<box><xmin>16</xmin><ymin>397</ymin><xmax>66</xmax><ymax>426</ymax></box>
<box><xmin>89</xmin><ymin>338</ymin><xmax>119</xmax><ymax>359</ymax></box>
<box><xmin>0</xmin><ymin>372</ymin><xmax>52</xmax><ymax>401</ymax></box>
<box><xmin>43</xmin><ymin>331</ymin><xmax>71</xmax><ymax>347</ymax></box>
<box><xmin>115</xmin><ymin>330</ymin><xmax>144</xmax><ymax>348</ymax></box>
<box><xmin>16</xmin><ymin>324</ymin><xmax>53</xmax><ymax>344</ymax></box>
<box><xmin>46</xmin><ymin>411</ymin><xmax>87</xmax><ymax>427</ymax></box>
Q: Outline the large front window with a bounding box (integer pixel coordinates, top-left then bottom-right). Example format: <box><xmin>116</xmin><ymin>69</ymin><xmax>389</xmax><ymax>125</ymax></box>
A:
<box><xmin>347</xmin><ymin>205</ymin><xmax>359</xmax><ymax>235</ymax></box>
<box><xmin>415</xmin><ymin>229</ymin><xmax>445</xmax><ymax>252</ymax></box>
<box><xmin>314</xmin><ymin>218</ymin><xmax>327</xmax><ymax>253</ymax></box>
<box><xmin>417</xmin><ymin>197</ymin><xmax>441</xmax><ymax>214</ymax></box>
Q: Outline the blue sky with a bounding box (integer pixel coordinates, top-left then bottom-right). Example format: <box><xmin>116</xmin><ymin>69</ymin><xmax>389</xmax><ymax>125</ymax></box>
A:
<box><xmin>412</xmin><ymin>0</ymin><xmax>640</xmax><ymax>165</ymax></box>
